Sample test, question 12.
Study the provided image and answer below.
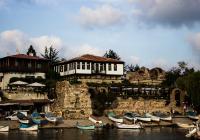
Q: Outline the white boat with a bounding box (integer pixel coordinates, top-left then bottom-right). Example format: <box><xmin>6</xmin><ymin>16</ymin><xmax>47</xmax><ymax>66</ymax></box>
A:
<box><xmin>45</xmin><ymin>112</ymin><xmax>63</xmax><ymax>123</ymax></box>
<box><xmin>145</xmin><ymin>113</ymin><xmax>160</xmax><ymax>122</ymax></box>
<box><xmin>19</xmin><ymin>119</ymin><xmax>29</xmax><ymax>124</ymax></box>
<box><xmin>116</xmin><ymin>123</ymin><xmax>142</xmax><ymax>129</ymax></box>
<box><xmin>89</xmin><ymin>116</ymin><xmax>103</xmax><ymax>124</ymax></box>
<box><xmin>160</xmin><ymin>116</ymin><xmax>172</xmax><ymax>121</ymax></box>
<box><xmin>108</xmin><ymin>115</ymin><xmax>123</xmax><ymax>123</ymax></box>
<box><xmin>176</xmin><ymin>123</ymin><xmax>195</xmax><ymax>129</ymax></box>
<box><xmin>124</xmin><ymin>113</ymin><xmax>137</xmax><ymax>121</ymax></box>
<box><xmin>185</xmin><ymin>127</ymin><xmax>197</xmax><ymax>137</ymax></box>
<box><xmin>19</xmin><ymin>124</ymin><xmax>38</xmax><ymax>131</ymax></box>
<box><xmin>136</xmin><ymin>116</ymin><xmax>151</xmax><ymax>122</ymax></box>
<box><xmin>188</xmin><ymin>115</ymin><xmax>199</xmax><ymax>120</ymax></box>
<box><xmin>0</xmin><ymin>126</ymin><xmax>9</xmax><ymax>132</ymax></box>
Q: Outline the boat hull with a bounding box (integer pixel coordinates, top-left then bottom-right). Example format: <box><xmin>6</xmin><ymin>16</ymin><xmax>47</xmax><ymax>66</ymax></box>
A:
<box><xmin>176</xmin><ymin>123</ymin><xmax>195</xmax><ymax>129</ymax></box>
<box><xmin>185</xmin><ymin>127</ymin><xmax>197</xmax><ymax>137</ymax></box>
<box><xmin>116</xmin><ymin>123</ymin><xmax>142</xmax><ymax>129</ymax></box>
<box><xmin>89</xmin><ymin>116</ymin><xmax>102</xmax><ymax>124</ymax></box>
<box><xmin>19</xmin><ymin>125</ymin><xmax>38</xmax><ymax>131</ymax></box>
<box><xmin>145</xmin><ymin>113</ymin><xmax>160</xmax><ymax>122</ymax></box>
<box><xmin>136</xmin><ymin>117</ymin><xmax>151</xmax><ymax>122</ymax></box>
<box><xmin>0</xmin><ymin>126</ymin><xmax>9</xmax><ymax>132</ymax></box>
<box><xmin>19</xmin><ymin>119</ymin><xmax>29</xmax><ymax>124</ymax></box>
<box><xmin>77</xmin><ymin>125</ymin><xmax>95</xmax><ymax>130</ymax></box>
<box><xmin>108</xmin><ymin>116</ymin><xmax>123</xmax><ymax>123</ymax></box>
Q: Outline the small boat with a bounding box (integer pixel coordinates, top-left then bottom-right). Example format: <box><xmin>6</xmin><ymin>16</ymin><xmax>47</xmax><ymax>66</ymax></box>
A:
<box><xmin>124</xmin><ymin>113</ymin><xmax>137</xmax><ymax>121</ymax></box>
<box><xmin>108</xmin><ymin>112</ymin><xmax>123</xmax><ymax>123</ymax></box>
<box><xmin>116</xmin><ymin>123</ymin><xmax>142</xmax><ymax>129</ymax></box>
<box><xmin>31</xmin><ymin>112</ymin><xmax>48</xmax><ymax>125</ymax></box>
<box><xmin>185</xmin><ymin>127</ymin><xmax>197</xmax><ymax>137</ymax></box>
<box><xmin>186</xmin><ymin>111</ymin><xmax>199</xmax><ymax>120</ymax></box>
<box><xmin>45</xmin><ymin>112</ymin><xmax>63</xmax><ymax>123</ymax></box>
<box><xmin>136</xmin><ymin>116</ymin><xmax>151</xmax><ymax>122</ymax></box>
<box><xmin>125</xmin><ymin>112</ymin><xmax>151</xmax><ymax>122</ymax></box>
<box><xmin>176</xmin><ymin>123</ymin><xmax>195</xmax><ymax>129</ymax></box>
<box><xmin>19</xmin><ymin>119</ymin><xmax>30</xmax><ymax>124</ymax></box>
<box><xmin>188</xmin><ymin>115</ymin><xmax>199</xmax><ymax>120</ymax></box>
<box><xmin>0</xmin><ymin>126</ymin><xmax>9</xmax><ymax>132</ymax></box>
<box><xmin>76</xmin><ymin>122</ymin><xmax>95</xmax><ymax>130</ymax></box>
<box><xmin>145</xmin><ymin>113</ymin><xmax>160</xmax><ymax>122</ymax></box>
<box><xmin>19</xmin><ymin>124</ymin><xmax>38</xmax><ymax>131</ymax></box>
<box><xmin>153</xmin><ymin>112</ymin><xmax>172</xmax><ymax>121</ymax></box>
<box><xmin>89</xmin><ymin>116</ymin><xmax>103</xmax><ymax>124</ymax></box>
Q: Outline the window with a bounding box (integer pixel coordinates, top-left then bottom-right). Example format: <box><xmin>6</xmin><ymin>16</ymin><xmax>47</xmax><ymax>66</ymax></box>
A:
<box><xmin>37</xmin><ymin>63</ymin><xmax>41</xmax><ymax>69</ymax></box>
<box><xmin>28</xmin><ymin>63</ymin><xmax>32</xmax><ymax>68</ymax></box>
<box><xmin>82</xmin><ymin>62</ymin><xmax>85</xmax><ymax>70</ymax></box>
<box><xmin>100</xmin><ymin>63</ymin><xmax>103</xmax><ymax>71</ymax></box>
<box><xmin>73</xmin><ymin>62</ymin><xmax>76</xmax><ymax>70</ymax></box>
<box><xmin>64</xmin><ymin>64</ymin><xmax>68</xmax><ymax>71</ymax></box>
<box><xmin>60</xmin><ymin>65</ymin><xmax>63</xmax><ymax>72</ymax></box>
<box><xmin>87</xmin><ymin>62</ymin><xmax>90</xmax><ymax>70</ymax></box>
<box><xmin>15</xmin><ymin>61</ymin><xmax>18</xmax><ymax>67</ymax></box>
<box><xmin>114</xmin><ymin>64</ymin><xmax>117</xmax><ymax>71</ymax></box>
<box><xmin>91</xmin><ymin>63</ymin><xmax>94</xmax><ymax>70</ymax></box>
<box><xmin>69</xmin><ymin>63</ymin><xmax>72</xmax><ymax>70</ymax></box>
<box><xmin>108</xmin><ymin>63</ymin><xmax>112</xmax><ymax>71</ymax></box>
<box><xmin>77</xmin><ymin>62</ymin><xmax>80</xmax><ymax>69</ymax></box>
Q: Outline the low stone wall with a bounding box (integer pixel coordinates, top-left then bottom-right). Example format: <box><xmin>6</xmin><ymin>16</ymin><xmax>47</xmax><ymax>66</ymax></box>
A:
<box><xmin>50</xmin><ymin>81</ymin><xmax>92</xmax><ymax>119</ymax></box>
<box><xmin>106</xmin><ymin>97</ymin><xmax>170</xmax><ymax>115</ymax></box>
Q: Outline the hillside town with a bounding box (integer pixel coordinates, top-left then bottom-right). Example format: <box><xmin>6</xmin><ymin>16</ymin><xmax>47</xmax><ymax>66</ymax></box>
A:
<box><xmin>0</xmin><ymin>46</ymin><xmax>199</xmax><ymax>138</ymax></box>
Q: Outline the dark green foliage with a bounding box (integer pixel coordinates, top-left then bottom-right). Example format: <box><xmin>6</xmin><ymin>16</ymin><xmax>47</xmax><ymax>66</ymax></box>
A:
<box><xmin>41</xmin><ymin>46</ymin><xmax>59</xmax><ymax>64</ymax></box>
<box><xmin>27</xmin><ymin>45</ymin><xmax>36</xmax><ymax>56</ymax></box>
<box><xmin>125</xmin><ymin>64</ymin><xmax>140</xmax><ymax>72</ymax></box>
<box><xmin>90</xmin><ymin>89</ymin><xmax>117</xmax><ymax>116</ymax></box>
<box><xmin>103</xmin><ymin>49</ymin><xmax>120</xmax><ymax>60</ymax></box>
<box><xmin>176</xmin><ymin>71</ymin><xmax>200</xmax><ymax>109</ymax></box>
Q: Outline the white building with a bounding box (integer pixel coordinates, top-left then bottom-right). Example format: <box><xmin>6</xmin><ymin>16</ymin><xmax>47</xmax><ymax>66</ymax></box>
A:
<box><xmin>54</xmin><ymin>54</ymin><xmax>124</xmax><ymax>83</ymax></box>
<box><xmin>0</xmin><ymin>53</ymin><xmax>49</xmax><ymax>90</ymax></box>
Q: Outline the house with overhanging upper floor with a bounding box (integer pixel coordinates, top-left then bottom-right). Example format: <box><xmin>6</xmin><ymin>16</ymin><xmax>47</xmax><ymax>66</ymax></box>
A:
<box><xmin>54</xmin><ymin>54</ymin><xmax>125</xmax><ymax>83</ymax></box>
<box><xmin>0</xmin><ymin>48</ymin><xmax>50</xmax><ymax>90</ymax></box>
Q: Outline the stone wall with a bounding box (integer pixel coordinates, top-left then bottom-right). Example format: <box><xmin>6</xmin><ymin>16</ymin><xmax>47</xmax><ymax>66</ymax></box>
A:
<box><xmin>50</xmin><ymin>81</ymin><xmax>92</xmax><ymax>119</ymax></box>
<box><xmin>106</xmin><ymin>97</ymin><xmax>169</xmax><ymax>115</ymax></box>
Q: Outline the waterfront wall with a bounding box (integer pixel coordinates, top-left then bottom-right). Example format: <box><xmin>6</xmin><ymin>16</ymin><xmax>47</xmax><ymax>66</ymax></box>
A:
<box><xmin>50</xmin><ymin>81</ymin><xmax>92</xmax><ymax>119</ymax></box>
<box><xmin>106</xmin><ymin>97</ymin><xmax>169</xmax><ymax>115</ymax></box>
<box><xmin>51</xmin><ymin>81</ymin><xmax>185</xmax><ymax>119</ymax></box>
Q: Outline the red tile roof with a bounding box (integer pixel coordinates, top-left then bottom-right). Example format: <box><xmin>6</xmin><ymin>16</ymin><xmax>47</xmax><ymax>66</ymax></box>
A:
<box><xmin>63</xmin><ymin>54</ymin><xmax>124</xmax><ymax>64</ymax></box>
<box><xmin>6</xmin><ymin>54</ymin><xmax>48</xmax><ymax>60</ymax></box>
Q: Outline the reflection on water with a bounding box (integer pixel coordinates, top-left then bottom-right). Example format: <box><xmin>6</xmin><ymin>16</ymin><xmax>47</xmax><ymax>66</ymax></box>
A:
<box><xmin>0</xmin><ymin>127</ymin><xmax>195</xmax><ymax>140</ymax></box>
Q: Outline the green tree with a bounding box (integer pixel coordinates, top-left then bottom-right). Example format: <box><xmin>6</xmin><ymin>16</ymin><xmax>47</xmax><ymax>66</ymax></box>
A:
<box><xmin>103</xmin><ymin>49</ymin><xmax>120</xmax><ymax>60</ymax></box>
<box><xmin>41</xmin><ymin>46</ymin><xmax>59</xmax><ymax>64</ymax></box>
<box><xmin>27</xmin><ymin>45</ymin><xmax>36</xmax><ymax>56</ymax></box>
<box><xmin>176</xmin><ymin>71</ymin><xmax>200</xmax><ymax>110</ymax></box>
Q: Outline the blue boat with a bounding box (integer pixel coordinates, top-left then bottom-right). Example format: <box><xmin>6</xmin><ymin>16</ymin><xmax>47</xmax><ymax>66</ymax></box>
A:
<box><xmin>19</xmin><ymin>123</ymin><xmax>38</xmax><ymax>131</ymax></box>
<box><xmin>76</xmin><ymin>122</ymin><xmax>95</xmax><ymax>130</ymax></box>
<box><xmin>31</xmin><ymin>112</ymin><xmax>48</xmax><ymax>125</ymax></box>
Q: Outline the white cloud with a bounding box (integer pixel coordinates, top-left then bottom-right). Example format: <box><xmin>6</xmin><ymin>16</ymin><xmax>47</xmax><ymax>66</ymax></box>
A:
<box><xmin>188</xmin><ymin>33</ymin><xmax>200</xmax><ymax>52</ymax></box>
<box><xmin>78</xmin><ymin>4</ymin><xmax>124</xmax><ymax>28</ymax></box>
<box><xmin>151</xmin><ymin>58</ymin><xmax>169</xmax><ymax>70</ymax></box>
<box><xmin>130</xmin><ymin>0</ymin><xmax>200</xmax><ymax>27</ymax></box>
<box><xmin>0</xmin><ymin>29</ymin><xmax>63</xmax><ymax>57</ymax></box>
<box><xmin>130</xmin><ymin>56</ymin><xmax>140</xmax><ymax>64</ymax></box>
<box><xmin>0</xmin><ymin>30</ymin><xmax>105</xmax><ymax>60</ymax></box>
<box><xmin>66</xmin><ymin>44</ymin><xmax>104</xmax><ymax>59</ymax></box>
<box><xmin>30</xmin><ymin>36</ymin><xmax>63</xmax><ymax>55</ymax></box>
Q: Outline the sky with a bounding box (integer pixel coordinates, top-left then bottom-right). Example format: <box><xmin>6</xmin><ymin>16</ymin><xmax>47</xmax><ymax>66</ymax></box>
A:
<box><xmin>1</xmin><ymin>0</ymin><xmax>200</xmax><ymax>70</ymax></box>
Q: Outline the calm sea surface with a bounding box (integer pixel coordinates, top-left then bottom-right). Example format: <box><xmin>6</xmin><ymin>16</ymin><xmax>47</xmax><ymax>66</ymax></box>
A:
<box><xmin>0</xmin><ymin>127</ymin><xmax>197</xmax><ymax>140</ymax></box>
